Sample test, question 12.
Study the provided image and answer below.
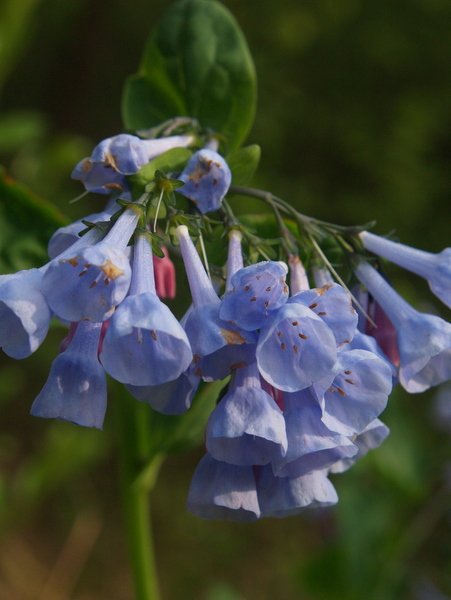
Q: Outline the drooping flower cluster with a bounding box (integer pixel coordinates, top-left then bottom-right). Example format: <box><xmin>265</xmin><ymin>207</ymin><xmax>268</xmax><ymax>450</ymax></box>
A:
<box><xmin>1</xmin><ymin>130</ymin><xmax>450</xmax><ymax>521</ymax></box>
<box><xmin>181</xmin><ymin>229</ymin><xmax>393</xmax><ymax>520</ymax></box>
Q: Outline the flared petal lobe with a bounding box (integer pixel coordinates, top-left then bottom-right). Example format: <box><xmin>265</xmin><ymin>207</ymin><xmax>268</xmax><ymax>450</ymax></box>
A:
<box><xmin>256</xmin><ymin>302</ymin><xmax>337</xmax><ymax>392</ymax></box>
<box><xmin>206</xmin><ymin>364</ymin><xmax>287</xmax><ymax>466</ymax></box>
<box><xmin>0</xmin><ymin>269</ymin><xmax>51</xmax><ymax>359</ymax></box>
<box><xmin>315</xmin><ymin>349</ymin><xmax>392</xmax><ymax>436</ymax></box>
<box><xmin>187</xmin><ymin>454</ymin><xmax>260</xmax><ymax>522</ymax></box>
<box><xmin>220</xmin><ymin>261</ymin><xmax>289</xmax><ymax>331</ymax></box>
<box><xmin>289</xmin><ymin>283</ymin><xmax>358</xmax><ymax>346</ymax></box>
<box><xmin>30</xmin><ymin>321</ymin><xmax>106</xmax><ymax>429</ymax></box>
<box><xmin>273</xmin><ymin>390</ymin><xmax>357</xmax><ymax>477</ymax></box>
<box><xmin>42</xmin><ymin>243</ymin><xmax>132</xmax><ymax>322</ymax></box>
<box><xmin>257</xmin><ymin>467</ymin><xmax>338</xmax><ymax>518</ymax></box>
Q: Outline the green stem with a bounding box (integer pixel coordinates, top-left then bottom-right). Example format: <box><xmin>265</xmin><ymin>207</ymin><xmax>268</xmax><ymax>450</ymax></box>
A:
<box><xmin>117</xmin><ymin>390</ymin><xmax>162</xmax><ymax>600</ymax></box>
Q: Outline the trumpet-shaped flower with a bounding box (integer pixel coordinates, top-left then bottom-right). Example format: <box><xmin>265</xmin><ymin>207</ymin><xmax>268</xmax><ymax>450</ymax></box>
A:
<box><xmin>178</xmin><ymin>149</ymin><xmax>231</xmax><ymax>213</ymax></box>
<box><xmin>30</xmin><ymin>321</ymin><xmax>106</xmax><ymax>429</ymax></box>
<box><xmin>314</xmin><ymin>348</ymin><xmax>392</xmax><ymax>436</ymax></box>
<box><xmin>355</xmin><ymin>261</ymin><xmax>451</xmax><ymax>393</ymax></box>
<box><xmin>360</xmin><ymin>231</ymin><xmax>451</xmax><ymax>309</ymax></box>
<box><xmin>206</xmin><ymin>362</ymin><xmax>287</xmax><ymax>466</ymax></box>
<box><xmin>42</xmin><ymin>209</ymin><xmax>138</xmax><ymax>322</ymax></box>
<box><xmin>220</xmin><ymin>261</ymin><xmax>289</xmax><ymax>331</ymax></box>
<box><xmin>187</xmin><ymin>453</ymin><xmax>260</xmax><ymax>521</ymax></box>
<box><xmin>100</xmin><ymin>234</ymin><xmax>192</xmax><ymax>386</ymax></box>
<box><xmin>256</xmin><ymin>466</ymin><xmax>338</xmax><ymax>518</ymax></box>
<box><xmin>0</xmin><ymin>269</ymin><xmax>51</xmax><ymax>359</ymax></box>
<box><xmin>256</xmin><ymin>302</ymin><xmax>337</xmax><ymax>392</ymax></box>
<box><xmin>177</xmin><ymin>225</ymin><xmax>255</xmax><ymax>380</ymax></box>
<box><xmin>72</xmin><ymin>133</ymin><xmax>194</xmax><ymax>197</ymax></box>
<box><xmin>273</xmin><ymin>389</ymin><xmax>357</xmax><ymax>477</ymax></box>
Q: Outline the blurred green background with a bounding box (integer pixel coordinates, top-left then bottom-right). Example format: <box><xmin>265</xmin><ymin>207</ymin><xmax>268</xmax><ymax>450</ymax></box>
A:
<box><xmin>0</xmin><ymin>0</ymin><xmax>450</xmax><ymax>598</ymax></box>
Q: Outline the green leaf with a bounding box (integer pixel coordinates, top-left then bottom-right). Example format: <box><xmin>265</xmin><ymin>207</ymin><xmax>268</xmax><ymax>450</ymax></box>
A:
<box><xmin>0</xmin><ymin>168</ymin><xmax>67</xmax><ymax>272</ymax></box>
<box><xmin>226</xmin><ymin>144</ymin><xmax>261</xmax><ymax>186</ymax></box>
<box><xmin>128</xmin><ymin>147</ymin><xmax>192</xmax><ymax>199</ymax></box>
<box><xmin>122</xmin><ymin>0</ymin><xmax>257</xmax><ymax>151</ymax></box>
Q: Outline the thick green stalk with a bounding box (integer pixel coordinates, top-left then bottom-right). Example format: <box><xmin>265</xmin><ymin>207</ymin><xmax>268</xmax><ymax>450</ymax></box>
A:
<box><xmin>117</xmin><ymin>390</ymin><xmax>162</xmax><ymax>600</ymax></box>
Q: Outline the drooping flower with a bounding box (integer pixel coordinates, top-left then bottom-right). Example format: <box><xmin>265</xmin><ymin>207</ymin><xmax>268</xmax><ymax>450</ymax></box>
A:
<box><xmin>272</xmin><ymin>388</ymin><xmax>358</xmax><ymax>478</ymax></box>
<box><xmin>30</xmin><ymin>320</ymin><xmax>106</xmax><ymax>429</ymax></box>
<box><xmin>177</xmin><ymin>149</ymin><xmax>232</xmax><ymax>213</ymax></box>
<box><xmin>177</xmin><ymin>225</ymin><xmax>255</xmax><ymax>381</ymax></box>
<box><xmin>100</xmin><ymin>233</ymin><xmax>192</xmax><ymax>386</ymax></box>
<box><xmin>314</xmin><ymin>348</ymin><xmax>392</xmax><ymax>436</ymax></box>
<box><xmin>0</xmin><ymin>269</ymin><xmax>51</xmax><ymax>359</ymax></box>
<box><xmin>206</xmin><ymin>362</ymin><xmax>288</xmax><ymax>466</ymax></box>
<box><xmin>355</xmin><ymin>260</ymin><xmax>451</xmax><ymax>393</ymax></box>
<box><xmin>220</xmin><ymin>261</ymin><xmax>289</xmax><ymax>331</ymax></box>
<box><xmin>360</xmin><ymin>231</ymin><xmax>451</xmax><ymax>309</ymax></box>
<box><xmin>187</xmin><ymin>453</ymin><xmax>260</xmax><ymax>522</ymax></box>
<box><xmin>0</xmin><ymin>226</ymin><xmax>104</xmax><ymax>359</ymax></box>
<box><xmin>42</xmin><ymin>208</ymin><xmax>139</xmax><ymax>322</ymax></box>
<box><xmin>256</xmin><ymin>301</ymin><xmax>337</xmax><ymax>392</ymax></box>
<box><xmin>72</xmin><ymin>133</ymin><xmax>194</xmax><ymax>198</ymax></box>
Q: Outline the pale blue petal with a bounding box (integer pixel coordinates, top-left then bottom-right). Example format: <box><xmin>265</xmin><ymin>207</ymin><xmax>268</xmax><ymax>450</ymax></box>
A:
<box><xmin>42</xmin><ymin>243</ymin><xmax>131</xmax><ymax>322</ymax></box>
<box><xmin>100</xmin><ymin>293</ymin><xmax>192</xmax><ymax>386</ymax></box>
<box><xmin>187</xmin><ymin>454</ymin><xmax>260</xmax><ymax>521</ymax></box>
<box><xmin>206</xmin><ymin>375</ymin><xmax>287</xmax><ymax>466</ymax></box>
<box><xmin>273</xmin><ymin>389</ymin><xmax>357</xmax><ymax>477</ymax></box>
<box><xmin>220</xmin><ymin>261</ymin><xmax>289</xmax><ymax>331</ymax></box>
<box><xmin>257</xmin><ymin>466</ymin><xmax>338</xmax><ymax>518</ymax></box>
<box><xmin>0</xmin><ymin>269</ymin><xmax>51</xmax><ymax>359</ymax></box>
<box><xmin>178</xmin><ymin>149</ymin><xmax>231</xmax><ymax>214</ymax></box>
<box><xmin>329</xmin><ymin>418</ymin><xmax>390</xmax><ymax>473</ymax></box>
<box><xmin>316</xmin><ymin>349</ymin><xmax>392</xmax><ymax>436</ymax></box>
<box><xmin>126</xmin><ymin>367</ymin><xmax>200</xmax><ymax>415</ymax></box>
<box><xmin>289</xmin><ymin>283</ymin><xmax>358</xmax><ymax>346</ymax></box>
<box><xmin>30</xmin><ymin>322</ymin><xmax>106</xmax><ymax>429</ymax></box>
<box><xmin>257</xmin><ymin>303</ymin><xmax>337</xmax><ymax>392</ymax></box>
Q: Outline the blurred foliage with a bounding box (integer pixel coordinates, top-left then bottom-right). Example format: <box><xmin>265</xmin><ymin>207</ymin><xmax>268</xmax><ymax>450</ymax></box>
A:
<box><xmin>0</xmin><ymin>0</ymin><xmax>450</xmax><ymax>599</ymax></box>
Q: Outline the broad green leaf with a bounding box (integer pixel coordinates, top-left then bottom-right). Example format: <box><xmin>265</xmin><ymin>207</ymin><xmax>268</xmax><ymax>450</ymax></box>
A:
<box><xmin>128</xmin><ymin>146</ymin><xmax>192</xmax><ymax>199</ymax></box>
<box><xmin>226</xmin><ymin>144</ymin><xmax>261</xmax><ymax>186</ymax></box>
<box><xmin>122</xmin><ymin>0</ymin><xmax>257</xmax><ymax>151</ymax></box>
<box><xmin>0</xmin><ymin>168</ymin><xmax>67</xmax><ymax>272</ymax></box>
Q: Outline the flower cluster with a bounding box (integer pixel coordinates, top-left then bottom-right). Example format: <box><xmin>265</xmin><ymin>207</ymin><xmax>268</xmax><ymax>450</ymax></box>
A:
<box><xmin>1</xmin><ymin>130</ymin><xmax>450</xmax><ymax>521</ymax></box>
<box><xmin>180</xmin><ymin>228</ymin><xmax>393</xmax><ymax>520</ymax></box>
